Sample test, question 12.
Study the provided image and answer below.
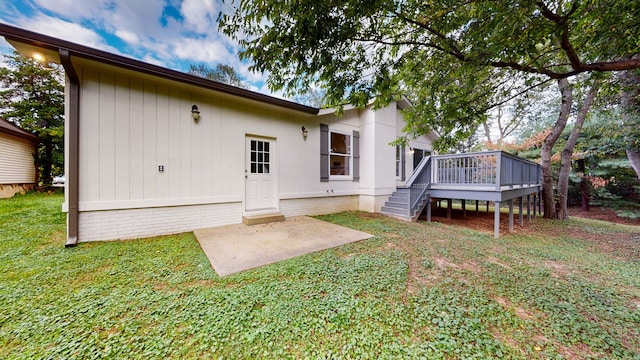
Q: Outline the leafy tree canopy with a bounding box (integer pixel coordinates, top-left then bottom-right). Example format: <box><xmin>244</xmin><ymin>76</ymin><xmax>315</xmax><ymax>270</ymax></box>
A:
<box><xmin>188</xmin><ymin>63</ymin><xmax>249</xmax><ymax>89</ymax></box>
<box><xmin>0</xmin><ymin>51</ymin><xmax>64</xmax><ymax>185</ymax></box>
<box><xmin>221</xmin><ymin>0</ymin><xmax>640</xmax><ymax>149</ymax></box>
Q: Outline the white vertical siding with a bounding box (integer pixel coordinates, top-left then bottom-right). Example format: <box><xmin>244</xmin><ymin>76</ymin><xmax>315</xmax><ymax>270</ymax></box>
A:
<box><xmin>0</xmin><ymin>132</ymin><xmax>36</xmax><ymax>184</ymax></box>
<box><xmin>129</xmin><ymin>78</ymin><xmax>145</xmax><ymax>200</ymax></box>
<box><xmin>167</xmin><ymin>87</ymin><xmax>182</xmax><ymax>198</ymax></box>
<box><xmin>77</xmin><ymin>63</ymin><xmax>331</xmax><ymax>209</ymax></box>
<box><xmin>190</xmin><ymin>92</ymin><xmax>203</xmax><ymax>197</ymax></box>
<box><xmin>99</xmin><ymin>72</ymin><xmax>116</xmax><ymax>201</ymax></box>
<box><xmin>351</xmin><ymin>104</ymin><xmax>397</xmax><ymax>197</ymax></box>
<box><xmin>156</xmin><ymin>85</ymin><xmax>169</xmax><ymax>198</ymax></box>
<box><xmin>143</xmin><ymin>82</ymin><xmax>158</xmax><ymax>199</ymax></box>
<box><xmin>396</xmin><ymin>109</ymin><xmax>433</xmax><ymax>183</ymax></box>
<box><xmin>179</xmin><ymin>91</ymin><xmax>192</xmax><ymax>197</ymax></box>
<box><xmin>72</xmin><ymin>61</ymin><xmax>427</xmax><ymax>242</ymax></box>
<box><xmin>114</xmin><ymin>75</ymin><xmax>131</xmax><ymax>200</ymax></box>
<box><xmin>199</xmin><ymin>95</ymin><xmax>215</xmax><ymax>198</ymax></box>
<box><xmin>80</xmin><ymin>68</ymin><xmax>100</xmax><ymax>202</ymax></box>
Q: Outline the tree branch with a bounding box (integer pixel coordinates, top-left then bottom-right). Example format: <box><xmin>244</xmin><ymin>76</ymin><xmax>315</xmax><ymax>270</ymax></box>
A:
<box><xmin>391</xmin><ymin>11</ymin><xmax>467</xmax><ymax>61</ymax></box>
<box><xmin>481</xmin><ymin>78</ymin><xmax>554</xmax><ymax>112</ymax></box>
<box><xmin>366</xmin><ymin>7</ymin><xmax>640</xmax><ymax>83</ymax></box>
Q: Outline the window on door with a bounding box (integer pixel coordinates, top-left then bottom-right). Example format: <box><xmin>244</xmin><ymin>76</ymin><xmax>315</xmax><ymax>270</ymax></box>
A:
<box><xmin>329</xmin><ymin>131</ymin><xmax>351</xmax><ymax>177</ymax></box>
<box><xmin>250</xmin><ymin>139</ymin><xmax>270</xmax><ymax>174</ymax></box>
<box><xmin>413</xmin><ymin>149</ymin><xmax>432</xmax><ymax>170</ymax></box>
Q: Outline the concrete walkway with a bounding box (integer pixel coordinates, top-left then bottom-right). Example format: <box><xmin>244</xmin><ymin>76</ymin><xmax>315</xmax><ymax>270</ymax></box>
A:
<box><xmin>194</xmin><ymin>216</ymin><xmax>373</xmax><ymax>277</ymax></box>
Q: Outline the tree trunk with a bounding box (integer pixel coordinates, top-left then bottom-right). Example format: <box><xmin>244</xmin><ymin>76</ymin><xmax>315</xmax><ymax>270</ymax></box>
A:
<box><xmin>627</xmin><ymin>149</ymin><xmax>640</xmax><ymax>179</ymax></box>
<box><xmin>541</xmin><ymin>78</ymin><xmax>573</xmax><ymax>218</ymax></box>
<box><xmin>556</xmin><ymin>83</ymin><xmax>599</xmax><ymax>219</ymax></box>
<box><xmin>619</xmin><ymin>63</ymin><xmax>640</xmax><ymax>179</ymax></box>
<box><xmin>577</xmin><ymin>159</ymin><xmax>590</xmax><ymax>211</ymax></box>
<box><xmin>41</xmin><ymin>139</ymin><xmax>53</xmax><ymax>186</ymax></box>
<box><xmin>481</xmin><ymin>121</ymin><xmax>493</xmax><ymax>143</ymax></box>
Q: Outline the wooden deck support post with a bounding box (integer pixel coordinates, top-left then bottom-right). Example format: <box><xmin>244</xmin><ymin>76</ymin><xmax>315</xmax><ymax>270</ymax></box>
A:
<box><xmin>533</xmin><ymin>194</ymin><xmax>537</xmax><ymax>217</ymax></box>
<box><xmin>447</xmin><ymin>199</ymin><xmax>452</xmax><ymax>219</ymax></box>
<box><xmin>462</xmin><ymin>199</ymin><xmax>466</xmax><ymax>218</ymax></box>
<box><xmin>486</xmin><ymin>201</ymin><xmax>490</xmax><ymax>216</ymax></box>
<box><xmin>475</xmin><ymin>200</ymin><xmax>479</xmax><ymax>215</ymax></box>
<box><xmin>494</xmin><ymin>201</ymin><xmax>500</xmax><ymax>238</ymax></box>
<box><xmin>508</xmin><ymin>199</ymin><xmax>514</xmax><ymax>232</ymax></box>
<box><xmin>527</xmin><ymin>195</ymin><xmax>531</xmax><ymax>221</ymax></box>
<box><xmin>426</xmin><ymin>196</ymin><xmax>432</xmax><ymax>222</ymax></box>
<box><xmin>538</xmin><ymin>192</ymin><xmax>542</xmax><ymax>216</ymax></box>
<box><xmin>519</xmin><ymin>197</ymin><xmax>524</xmax><ymax>226</ymax></box>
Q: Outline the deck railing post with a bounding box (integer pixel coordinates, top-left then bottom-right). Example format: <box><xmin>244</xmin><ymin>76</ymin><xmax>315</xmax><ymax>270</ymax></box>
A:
<box><xmin>495</xmin><ymin>152</ymin><xmax>502</xmax><ymax>190</ymax></box>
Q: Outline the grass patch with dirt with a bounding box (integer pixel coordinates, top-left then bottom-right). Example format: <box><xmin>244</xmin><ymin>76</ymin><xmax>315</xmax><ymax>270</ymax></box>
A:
<box><xmin>1</xmin><ymin>193</ymin><xmax>639</xmax><ymax>359</ymax></box>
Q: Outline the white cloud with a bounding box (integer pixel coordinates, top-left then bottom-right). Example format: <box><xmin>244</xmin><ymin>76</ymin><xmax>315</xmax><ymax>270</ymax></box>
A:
<box><xmin>33</xmin><ymin>0</ymin><xmax>111</xmax><ymax>21</ymax></box>
<box><xmin>171</xmin><ymin>36</ymin><xmax>230</xmax><ymax>64</ymax></box>
<box><xmin>141</xmin><ymin>54</ymin><xmax>167</xmax><ymax>67</ymax></box>
<box><xmin>180</xmin><ymin>0</ymin><xmax>218</xmax><ymax>34</ymax></box>
<box><xmin>238</xmin><ymin>63</ymin><xmax>265</xmax><ymax>83</ymax></box>
<box><xmin>16</xmin><ymin>14</ymin><xmax>121</xmax><ymax>55</ymax></box>
<box><xmin>105</xmin><ymin>0</ymin><xmax>169</xmax><ymax>38</ymax></box>
<box><xmin>115</xmin><ymin>30</ymin><xmax>140</xmax><ymax>45</ymax></box>
<box><xmin>0</xmin><ymin>0</ymin><xmax>279</xmax><ymax>97</ymax></box>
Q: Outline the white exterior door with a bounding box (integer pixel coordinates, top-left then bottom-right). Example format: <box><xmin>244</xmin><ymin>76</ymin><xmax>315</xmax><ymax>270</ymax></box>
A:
<box><xmin>245</xmin><ymin>136</ymin><xmax>277</xmax><ymax>212</ymax></box>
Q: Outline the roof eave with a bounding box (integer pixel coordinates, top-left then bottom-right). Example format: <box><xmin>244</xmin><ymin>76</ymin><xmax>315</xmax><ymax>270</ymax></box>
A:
<box><xmin>0</xmin><ymin>23</ymin><xmax>319</xmax><ymax>116</ymax></box>
<box><xmin>0</xmin><ymin>120</ymin><xmax>39</xmax><ymax>142</ymax></box>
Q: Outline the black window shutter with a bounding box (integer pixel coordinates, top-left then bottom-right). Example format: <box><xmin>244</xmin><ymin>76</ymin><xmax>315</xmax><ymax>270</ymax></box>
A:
<box><xmin>353</xmin><ymin>130</ymin><xmax>360</xmax><ymax>181</ymax></box>
<box><xmin>320</xmin><ymin>124</ymin><xmax>329</xmax><ymax>182</ymax></box>
<box><xmin>401</xmin><ymin>145</ymin><xmax>406</xmax><ymax>181</ymax></box>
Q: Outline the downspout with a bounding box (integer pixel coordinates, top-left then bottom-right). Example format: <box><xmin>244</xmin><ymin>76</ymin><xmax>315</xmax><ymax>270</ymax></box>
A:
<box><xmin>59</xmin><ymin>49</ymin><xmax>80</xmax><ymax>247</ymax></box>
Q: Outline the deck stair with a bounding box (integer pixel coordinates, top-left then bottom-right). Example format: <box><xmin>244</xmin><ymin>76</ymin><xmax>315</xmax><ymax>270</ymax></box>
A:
<box><xmin>381</xmin><ymin>156</ymin><xmax>432</xmax><ymax>221</ymax></box>
<box><xmin>380</xmin><ymin>187</ymin><xmax>411</xmax><ymax>220</ymax></box>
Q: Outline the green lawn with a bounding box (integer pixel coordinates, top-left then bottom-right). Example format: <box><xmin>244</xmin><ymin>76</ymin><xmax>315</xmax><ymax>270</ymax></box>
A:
<box><xmin>1</xmin><ymin>192</ymin><xmax>639</xmax><ymax>359</ymax></box>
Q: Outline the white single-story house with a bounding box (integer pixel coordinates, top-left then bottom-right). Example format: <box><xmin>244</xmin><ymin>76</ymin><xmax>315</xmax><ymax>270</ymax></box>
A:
<box><xmin>0</xmin><ymin>117</ymin><xmax>39</xmax><ymax>198</ymax></box>
<box><xmin>0</xmin><ymin>24</ymin><xmax>436</xmax><ymax>245</ymax></box>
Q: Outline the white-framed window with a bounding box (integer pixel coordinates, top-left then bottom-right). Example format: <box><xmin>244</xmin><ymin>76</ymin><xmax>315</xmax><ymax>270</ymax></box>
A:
<box><xmin>329</xmin><ymin>130</ymin><xmax>352</xmax><ymax>178</ymax></box>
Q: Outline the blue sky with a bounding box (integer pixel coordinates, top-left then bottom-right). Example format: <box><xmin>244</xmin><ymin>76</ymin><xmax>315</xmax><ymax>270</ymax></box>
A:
<box><xmin>0</xmin><ymin>0</ymin><xmax>276</xmax><ymax>96</ymax></box>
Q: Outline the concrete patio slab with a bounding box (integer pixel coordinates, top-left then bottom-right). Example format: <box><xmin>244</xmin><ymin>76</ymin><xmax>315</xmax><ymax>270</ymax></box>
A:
<box><xmin>194</xmin><ymin>216</ymin><xmax>373</xmax><ymax>277</ymax></box>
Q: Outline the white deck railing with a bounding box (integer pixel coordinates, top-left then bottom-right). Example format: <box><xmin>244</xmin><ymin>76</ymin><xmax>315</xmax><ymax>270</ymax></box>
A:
<box><xmin>431</xmin><ymin>151</ymin><xmax>541</xmax><ymax>190</ymax></box>
<box><xmin>402</xmin><ymin>151</ymin><xmax>541</xmax><ymax>219</ymax></box>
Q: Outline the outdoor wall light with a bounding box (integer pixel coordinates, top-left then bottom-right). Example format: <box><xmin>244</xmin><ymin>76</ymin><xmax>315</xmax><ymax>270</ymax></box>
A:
<box><xmin>301</xmin><ymin>126</ymin><xmax>308</xmax><ymax>139</ymax></box>
<box><xmin>409</xmin><ymin>147</ymin><xmax>415</xmax><ymax>154</ymax></box>
<box><xmin>191</xmin><ymin>104</ymin><xmax>201</xmax><ymax>122</ymax></box>
<box><xmin>32</xmin><ymin>52</ymin><xmax>45</xmax><ymax>62</ymax></box>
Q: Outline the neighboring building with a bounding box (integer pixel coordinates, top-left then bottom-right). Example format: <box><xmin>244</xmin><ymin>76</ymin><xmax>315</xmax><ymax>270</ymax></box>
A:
<box><xmin>0</xmin><ymin>118</ymin><xmax>39</xmax><ymax>198</ymax></box>
<box><xmin>0</xmin><ymin>24</ymin><xmax>436</xmax><ymax>245</ymax></box>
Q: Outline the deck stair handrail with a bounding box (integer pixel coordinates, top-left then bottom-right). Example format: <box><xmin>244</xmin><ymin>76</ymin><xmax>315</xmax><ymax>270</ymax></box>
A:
<box><xmin>406</xmin><ymin>156</ymin><xmax>432</xmax><ymax>218</ymax></box>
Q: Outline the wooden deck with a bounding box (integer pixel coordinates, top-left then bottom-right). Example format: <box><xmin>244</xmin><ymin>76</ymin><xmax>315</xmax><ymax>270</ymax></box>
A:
<box><xmin>381</xmin><ymin>151</ymin><xmax>542</xmax><ymax>238</ymax></box>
